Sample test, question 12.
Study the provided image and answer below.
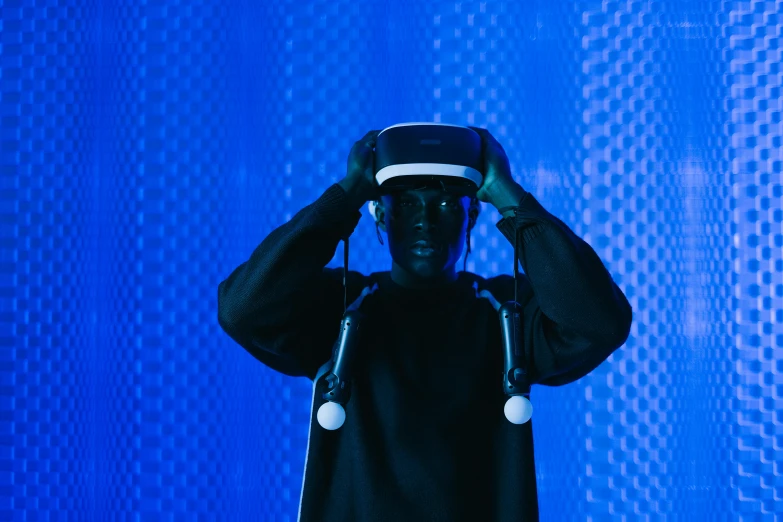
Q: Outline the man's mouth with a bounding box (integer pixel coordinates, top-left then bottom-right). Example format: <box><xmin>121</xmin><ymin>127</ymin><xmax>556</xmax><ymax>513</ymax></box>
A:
<box><xmin>411</xmin><ymin>240</ymin><xmax>440</xmax><ymax>257</ymax></box>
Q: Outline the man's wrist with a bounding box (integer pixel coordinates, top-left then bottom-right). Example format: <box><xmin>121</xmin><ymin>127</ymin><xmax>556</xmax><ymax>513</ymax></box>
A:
<box><xmin>486</xmin><ymin>178</ymin><xmax>528</xmax><ymax>218</ymax></box>
<box><xmin>337</xmin><ymin>177</ymin><xmax>375</xmax><ymax>210</ymax></box>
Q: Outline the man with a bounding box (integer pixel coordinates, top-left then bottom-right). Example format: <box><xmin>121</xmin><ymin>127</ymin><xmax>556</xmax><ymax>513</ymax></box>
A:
<box><xmin>217</xmin><ymin>127</ymin><xmax>632</xmax><ymax>522</ymax></box>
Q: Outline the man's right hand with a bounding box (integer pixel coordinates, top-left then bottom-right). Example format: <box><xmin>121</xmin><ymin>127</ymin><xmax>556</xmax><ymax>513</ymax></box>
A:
<box><xmin>338</xmin><ymin>130</ymin><xmax>382</xmax><ymax>207</ymax></box>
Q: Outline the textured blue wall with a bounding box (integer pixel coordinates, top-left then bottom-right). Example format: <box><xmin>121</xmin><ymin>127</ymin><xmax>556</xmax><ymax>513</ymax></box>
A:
<box><xmin>4</xmin><ymin>0</ymin><xmax>781</xmax><ymax>520</ymax></box>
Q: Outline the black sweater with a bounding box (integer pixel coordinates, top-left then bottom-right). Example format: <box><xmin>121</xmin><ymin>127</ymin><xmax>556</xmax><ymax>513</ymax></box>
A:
<box><xmin>217</xmin><ymin>183</ymin><xmax>632</xmax><ymax>522</ymax></box>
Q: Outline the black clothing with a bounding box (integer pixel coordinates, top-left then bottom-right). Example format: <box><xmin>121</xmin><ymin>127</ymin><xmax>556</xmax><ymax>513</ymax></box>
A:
<box><xmin>218</xmin><ymin>184</ymin><xmax>632</xmax><ymax>522</ymax></box>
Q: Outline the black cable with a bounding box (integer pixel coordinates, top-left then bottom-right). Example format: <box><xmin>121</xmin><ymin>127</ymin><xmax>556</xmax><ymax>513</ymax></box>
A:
<box><xmin>514</xmin><ymin>218</ymin><xmax>519</xmax><ymax>306</ymax></box>
<box><xmin>343</xmin><ymin>238</ymin><xmax>349</xmax><ymax>313</ymax></box>
<box><xmin>499</xmin><ymin>205</ymin><xmax>521</xmax><ymax>305</ymax></box>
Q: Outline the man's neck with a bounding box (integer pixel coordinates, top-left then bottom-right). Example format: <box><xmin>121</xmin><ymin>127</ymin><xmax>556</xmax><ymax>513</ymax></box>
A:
<box><xmin>390</xmin><ymin>263</ymin><xmax>458</xmax><ymax>289</ymax></box>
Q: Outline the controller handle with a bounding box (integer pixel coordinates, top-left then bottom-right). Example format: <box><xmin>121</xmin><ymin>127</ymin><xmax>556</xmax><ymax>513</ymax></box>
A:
<box><xmin>317</xmin><ymin>310</ymin><xmax>363</xmax><ymax>430</ymax></box>
<box><xmin>499</xmin><ymin>301</ymin><xmax>533</xmax><ymax>424</ymax></box>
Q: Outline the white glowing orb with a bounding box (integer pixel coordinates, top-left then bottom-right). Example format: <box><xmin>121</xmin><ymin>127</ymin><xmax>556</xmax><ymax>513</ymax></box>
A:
<box><xmin>317</xmin><ymin>401</ymin><xmax>346</xmax><ymax>430</ymax></box>
<box><xmin>504</xmin><ymin>395</ymin><xmax>533</xmax><ymax>424</ymax></box>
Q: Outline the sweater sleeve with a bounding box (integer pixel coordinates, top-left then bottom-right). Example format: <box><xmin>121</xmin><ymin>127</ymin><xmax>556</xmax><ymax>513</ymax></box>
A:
<box><xmin>495</xmin><ymin>191</ymin><xmax>633</xmax><ymax>386</ymax></box>
<box><xmin>217</xmin><ymin>183</ymin><xmax>369</xmax><ymax>380</ymax></box>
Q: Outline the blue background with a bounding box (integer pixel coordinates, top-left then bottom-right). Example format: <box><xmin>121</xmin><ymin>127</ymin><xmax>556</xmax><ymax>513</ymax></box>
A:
<box><xmin>4</xmin><ymin>0</ymin><xmax>781</xmax><ymax>520</ymax></box>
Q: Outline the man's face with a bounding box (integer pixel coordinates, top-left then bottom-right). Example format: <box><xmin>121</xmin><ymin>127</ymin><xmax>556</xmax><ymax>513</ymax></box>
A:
<box><xmin>378</xmin><ymin>187</ymin><xmax>471</xmax><ymax>281</ymax></box>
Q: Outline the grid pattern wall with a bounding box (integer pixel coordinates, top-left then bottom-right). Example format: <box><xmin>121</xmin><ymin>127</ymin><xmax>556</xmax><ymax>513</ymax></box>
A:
<box><xmin>3</xmin><ymin>0</ymin><xmax>781</xmax><ymax>520</ymax></box>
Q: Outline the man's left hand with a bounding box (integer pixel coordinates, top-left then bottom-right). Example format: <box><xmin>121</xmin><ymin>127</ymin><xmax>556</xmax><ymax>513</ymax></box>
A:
<box><xmin>468</xmin><ymin>126</ymin><xmax>525</xmax><ymax>210</ymax></box>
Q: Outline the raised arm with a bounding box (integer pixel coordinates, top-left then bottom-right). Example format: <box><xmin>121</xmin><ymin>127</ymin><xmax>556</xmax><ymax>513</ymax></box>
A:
<box><xmin>217</xmin><ymin>183</ymin><xmax>368</xmax><ymax>379</ymax></box>
<box><xmin>218</xmin><ymin>131</ymin><xmax>381</xmax><ymax>380</ymax></box>
<box><xmin>493</xmin><ymin>188</ymin><xmax>632</xmax><ymax>386</ymax></box>
<box><xmin>470</xmin><ymin>126</ymin><xmax>632</xmax><ymax>386</ymax></box>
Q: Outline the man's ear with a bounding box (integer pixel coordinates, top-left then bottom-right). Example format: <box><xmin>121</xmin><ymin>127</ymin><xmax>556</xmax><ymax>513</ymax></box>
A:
<box><xmin>467</xmin><ymin>198</ymin><xmax>481</xmax><ymax>229</ymax></box>
<box><xmin>374</xmin><ymin>200</ymin><xmax>387</xmax><ymax>232</ymax></box>
<box><xmin>367</xmin><ymin>200</ymin><xmax>387</xmax><ymax>232</ymax></box>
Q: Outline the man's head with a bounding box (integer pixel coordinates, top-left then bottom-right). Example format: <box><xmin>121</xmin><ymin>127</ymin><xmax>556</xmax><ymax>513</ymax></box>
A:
<box><xmin>372</xmin><ymin>185</ymin><xmax>480</xmax><ymax>287</ymax></box>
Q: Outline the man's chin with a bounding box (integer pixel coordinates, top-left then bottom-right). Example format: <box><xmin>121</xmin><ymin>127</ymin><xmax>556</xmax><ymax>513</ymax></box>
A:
<box><xmin>404</xmin><ymin>259</ymin><xmax>450</xmax><ymax>280</ymax></box>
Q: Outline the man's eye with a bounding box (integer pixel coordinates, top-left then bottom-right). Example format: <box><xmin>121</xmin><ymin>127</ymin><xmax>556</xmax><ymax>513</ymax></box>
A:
<box><xmin>441</xmin><ymin>200</ymin><xmax>459</xmax><ymax>208</ymax></box>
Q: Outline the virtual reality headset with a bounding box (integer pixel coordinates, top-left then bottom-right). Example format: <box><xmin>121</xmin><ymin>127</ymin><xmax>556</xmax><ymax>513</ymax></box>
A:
<box><xmin>374</xmin><ymin>123</ymin><xmax>484</xmax><ymax>196</ymax></box>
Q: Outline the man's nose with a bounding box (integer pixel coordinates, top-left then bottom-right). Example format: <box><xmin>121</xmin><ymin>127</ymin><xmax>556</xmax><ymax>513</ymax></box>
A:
<box><xmin>414</xmin><ymin>205</ymin><xmax>439</xmax><ymax>231</ymax></box>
